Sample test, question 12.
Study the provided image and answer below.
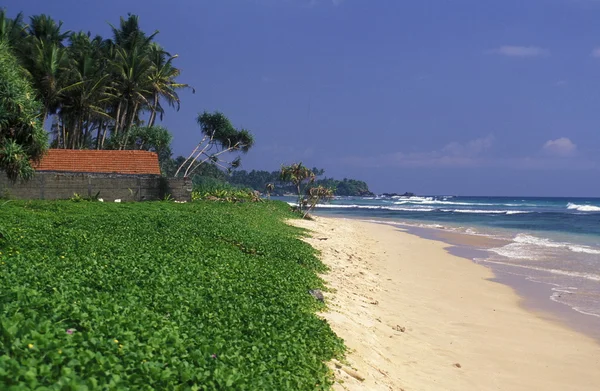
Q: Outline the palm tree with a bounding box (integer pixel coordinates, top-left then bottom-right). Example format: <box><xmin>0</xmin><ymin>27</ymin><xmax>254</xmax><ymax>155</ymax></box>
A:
<box><xmin>61</xmin><ymin>41</ymin><xmax>113</xmax><ymax>148</ymax></box>
<box><xmin>25</xmin><ymin>39</ymin><xmax>71</xmax><ymax>127</ymax></box>
<box><xmin>146</xmin><ymin>43</ymin><xmax>194</xmax><ymax>127</ymax></box>
<box><xmin>18</xmin><ymin>15</ymin><xmax>73</xmax><ymax>128</ymax></box>
<box><xmin>110</xmin><ymin>45</ymin><xmax>152</xmax><ymax>148</ymax></box>
<box><xmin>107</xmin><ymin>14</ymin><xmax>158</xmax><ymax>149</ymax></box>
<box><xmin>54</xmin><ymin>31</ymin><xmax>115</xmax><ymax>149</ymax></box>
<box><xmin>280</xmin><ymin>163</ymin><xmax>316</xmax><ymax>209</ymax></box>
<box><xmin>0</xmin><ymin>10</ymin><xmax>27</xmax><ymax>48</ymax></box>
<box><xmin>27</xmin><ymin>14</ymin><xmax>69</xmax><ymax>46</ymax></box>
<box><xmin>3</xmin><ymin>12</ymin><xmax>190</xmax><ymax>151</ymax></box>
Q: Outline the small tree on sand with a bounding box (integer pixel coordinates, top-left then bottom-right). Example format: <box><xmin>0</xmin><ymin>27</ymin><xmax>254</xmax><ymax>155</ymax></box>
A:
<box><xmin>302</xmin><ymin>185</ymin><xmax>334</xmax><ymax>218</ymax></box>
<box><xmin>175</xmin><ymin>111</ymin><xmax>254</xmax><ymax>177</ymax></box>
<box><xmin>280</xmin><ymin>162</ymin><xmax>315</xmax><ymax>208</ymax></box>
<box><xmin>265</xmin><ymin>183</ymin><xmax>274</xmax><ymax>199</ymax></box>
<box><xmin>280</xmin><ymin>163</ymin><xmax>333</xmax><ymax>218</ymax></box>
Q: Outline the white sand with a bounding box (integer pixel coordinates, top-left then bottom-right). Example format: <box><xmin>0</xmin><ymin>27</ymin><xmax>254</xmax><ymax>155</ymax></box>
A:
<box><xmin>291</xmin><ymin>217</ymin><xmax>600</xmax><ymax>391</ymax></box>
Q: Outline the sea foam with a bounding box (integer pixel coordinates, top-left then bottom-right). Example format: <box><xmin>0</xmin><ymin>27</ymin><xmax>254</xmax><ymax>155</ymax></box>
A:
<box><xmin>567</xmin><ymin>203</ymin><xmax>600</xmax><ymax>212</ymax></box>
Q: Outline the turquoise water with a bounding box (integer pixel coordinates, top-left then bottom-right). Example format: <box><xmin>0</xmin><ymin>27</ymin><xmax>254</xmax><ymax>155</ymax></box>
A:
<box><xmin>277</xmin><ymin>195</ymin><xmax>600</xmax><ymax>319</ymax></box>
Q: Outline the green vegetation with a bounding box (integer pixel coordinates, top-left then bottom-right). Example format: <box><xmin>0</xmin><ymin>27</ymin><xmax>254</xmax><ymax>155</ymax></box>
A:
<box><xmin>191</xmin><ymin>180</ymin><xmax>260</xmax><ymax>203</ymax></box>
<box><xmin>0</xmin><ymin>201</ymin><xmax>344</xmax><ymax>390</ymax></box>
<box><xmin>0</xmin><ymin>40</ymin><xmax>48</xmax><ymax>181</ymax></box>
<box><xmin>228</xmin><ymin>168</ymin><xmax>373</xmax><ymax>197</ymax></box>
<box><xmin>174</xmin><ymin>111</ymin><xmax>254</xmax><ymax>178</ymax></box>
<box><xmin>1</xmin><ymin>9</ymin><xmax>255</xmax><ymax>178</ymax></box>
<box><xmin>0</xmin><ymin>10</ymin><xmax>192</xmax><ymax>150</ymax></box>
<box><xmin>280</xmin><ymin>163</ymin><xmax>335</xmax><ymax>218</ymax></box>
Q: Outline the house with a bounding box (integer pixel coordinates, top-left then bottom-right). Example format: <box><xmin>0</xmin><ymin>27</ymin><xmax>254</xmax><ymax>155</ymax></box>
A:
<box><xmin>0</xmin><ymin>149</ymin><xmax>190</xmax><ymax>201</ymax></box>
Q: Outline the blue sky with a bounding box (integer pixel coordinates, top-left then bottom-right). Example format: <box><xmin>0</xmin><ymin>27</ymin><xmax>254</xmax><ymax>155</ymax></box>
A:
<box><xmin>5</xmin><ymin>0</ymin><xmax>600</xmax><ymax>196</ymax></box>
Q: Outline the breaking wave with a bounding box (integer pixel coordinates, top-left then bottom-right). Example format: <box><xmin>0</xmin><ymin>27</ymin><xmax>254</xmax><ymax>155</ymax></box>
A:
<box><xmin>567</xmin><ymin>203</ymin><xmax>600</xmax><ymax>212</ymax></box>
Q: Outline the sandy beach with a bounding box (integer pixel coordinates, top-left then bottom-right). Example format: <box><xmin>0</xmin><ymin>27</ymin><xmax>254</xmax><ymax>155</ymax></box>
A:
<box><xmin>290</xmin><ymin>217</ymin><xmax>600</xmax><ymax>391</ymax></box>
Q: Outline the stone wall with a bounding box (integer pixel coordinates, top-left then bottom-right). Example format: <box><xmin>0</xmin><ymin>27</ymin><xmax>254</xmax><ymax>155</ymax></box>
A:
<box><xmin>0</xmin><ymin>172</ymin><xmax>192</xmax><ymax>202</ymax></box>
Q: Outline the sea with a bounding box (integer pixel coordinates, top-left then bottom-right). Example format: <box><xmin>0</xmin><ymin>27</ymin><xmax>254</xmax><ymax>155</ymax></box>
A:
<box><xmin>279</xmin><ymin>195</ymin><xmax>600</xmax><ymax>335</ymax></box>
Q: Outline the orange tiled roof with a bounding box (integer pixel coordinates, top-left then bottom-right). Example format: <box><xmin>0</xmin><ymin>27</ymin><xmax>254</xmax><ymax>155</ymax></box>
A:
<box><xmin>33</xmin><ymin>149</ymin><xmax>161</xmax><ymax>175</ymax></box>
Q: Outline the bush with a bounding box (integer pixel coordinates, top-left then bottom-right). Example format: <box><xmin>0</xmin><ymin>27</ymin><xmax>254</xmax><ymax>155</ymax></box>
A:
<box><xmin>0</xmin><ymin>201</ymin><xmax>344</xmax><ymax>390</ymax></box>
<box><xmin>192</xmin><ymin>179</ymin><xmax>260</xmax><ymax>203</ymax></box>
<box><xmin>0</xmin><ymin>41</ymin><xmax>48</xmax><ymax>181</ymax></box>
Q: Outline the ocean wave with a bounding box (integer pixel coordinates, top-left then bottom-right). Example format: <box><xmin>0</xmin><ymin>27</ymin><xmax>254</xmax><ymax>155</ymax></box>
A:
<box><xmin>311</xmin><ymin>204</ymin><xmax>436</xmax><ymax>212</ymax></box>
<box><xmin>477</xmin><ymin>258</ymin><xmax>600</xmax><ymax>282</ymax></box>
<box><xmin>441</xmin><ymin>209</ymin><xmax>530</xmax><ymax>214</ymax></box>
<box><xmin>569</xmin><ymin>246</ymin><xmax>600</xmax><ymax>255</ymax></box>
<box><xmin>393</xmin><ymin>200</ymin><xmax>498</xmax><ymax>206</ymax></box>
<box><xmin>489</xmin><ymin>233</ymin><xmax>600</xmax><ymax>259</ymax></box>
<box><xmin>299</xmin><ymin>202</ymin><xmax>532</xmax><ymax>215</ymax></box>
<box><xmin>567</xmin><ymin>203</ymin><xmax>600</xmax><ymax>212</ymax></box>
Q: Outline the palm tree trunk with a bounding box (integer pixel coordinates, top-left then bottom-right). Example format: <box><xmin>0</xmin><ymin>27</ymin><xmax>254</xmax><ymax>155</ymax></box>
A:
<box><xmin>61</xmin><ymin>121</ymin><xmax>66</xmax><ymax>149</ymax></box>
<box><xmin>121</xmin><ymin>101</ymin><xmax>139</xmax><ymax>150</ymax></box>
<box><xmin>114</xmin><ymin>100</ymin><xmax>123</xmax><ymax>136</ymax></box>
<box><xmin>148</xmin><ymin>92</ymin><xmax>158</xmax><ymax>127</ymax></box>
<box><xmin>100</xmin><ymin>120</ymin><xmax>109</xmax><ymax>149</ymax></box>
<box><xmin>96</xmin><ymin>121</ymin><xmax>104</xmax><ymax>150</ymax></box>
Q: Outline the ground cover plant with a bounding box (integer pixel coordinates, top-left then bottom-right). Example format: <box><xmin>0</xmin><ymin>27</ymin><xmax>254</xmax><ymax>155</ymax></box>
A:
<box><xmin>0</xmin><ymin>201</ymin><xmax>344</xmax><ymax>390</ymax></box>
<box><xmin>191</xmin><ymin>181</ymin><xmax>260</xmax><ymax>203</ymax></box>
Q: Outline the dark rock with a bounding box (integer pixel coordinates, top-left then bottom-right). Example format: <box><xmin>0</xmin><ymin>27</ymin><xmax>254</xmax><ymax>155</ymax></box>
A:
<box><xmin>309</xmin><ymin>289</ymin><xmax>324</xmax><ymax>302</ymax></box>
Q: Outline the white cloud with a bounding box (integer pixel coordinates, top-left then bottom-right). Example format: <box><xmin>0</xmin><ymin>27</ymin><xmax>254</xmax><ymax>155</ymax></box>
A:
<box><xmin>555</xmin><ymin>80</ymin><xmax>568</xmax><ymax>87</ymax></box>
<box><xmin>335</xmin><ymin>136</ymin><xmax>597</xmax><ymax>171</ymax></box>
<box><xmin>442</xmin><ymin>135</ymin><xmax>494</xmax><ymax>157</ymax></box>
<box><xmin>591</xmin><ymin>48</ymin><xmax>600</xmax><ymax>58</ymax></box>
<box><xmin>487</xmin><ymin>45</ymin><xmax>549</xmax><ymax>57</ymax></box>
<box><xmin>340</xmin><ymin>135</ymin><xmax>494</xmax><ymax>168</ymax></box>
<box><xmin>542</xmin><ymin>137</ymin><xmax>577</xmax><ymax>157</ymax></box>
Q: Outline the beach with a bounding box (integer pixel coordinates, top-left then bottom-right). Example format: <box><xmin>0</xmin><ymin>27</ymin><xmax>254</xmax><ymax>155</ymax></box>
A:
<box><xmin>291</xmin><ymin>217</ymin><xmax>600</xmax><ymax>391</ymax></box>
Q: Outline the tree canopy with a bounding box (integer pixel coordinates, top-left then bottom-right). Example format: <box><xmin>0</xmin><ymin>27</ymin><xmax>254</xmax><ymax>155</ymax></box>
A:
<box><xmin>1</xmin><ymin>10</ymin><xmax>192</xmax><ymax>150</ymax></box>
<box><xmin>0</xmin><ymin>40</ymin><xmax>48</xmax><ymax>180</ymax></box>
<box><xmin>224</xmin><ymin>167</ymin><xmax>373</xmax><ymax>196</ymax></box>
<box><xmin>175</xmin><ymin>111</ymin><xmax>254</xmax><ymax>178</ymax></box>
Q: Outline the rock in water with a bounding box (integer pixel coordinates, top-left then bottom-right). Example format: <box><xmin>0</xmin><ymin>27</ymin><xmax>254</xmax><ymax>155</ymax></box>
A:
<box><xmin>309</xmin><ymin>289</ymin><xmax>324</xmax><ymax>302</ymax></box>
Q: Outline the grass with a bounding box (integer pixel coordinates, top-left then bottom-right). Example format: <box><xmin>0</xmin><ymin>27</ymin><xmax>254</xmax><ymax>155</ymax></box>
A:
<box><xmin>0</xmin><ymin>200</ymin><xmax>344</xmax><ymax>390</ymax></box>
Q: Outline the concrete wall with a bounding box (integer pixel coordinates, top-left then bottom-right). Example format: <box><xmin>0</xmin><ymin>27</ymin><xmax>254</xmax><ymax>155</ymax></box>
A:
<box><xmin>0</xmin><ymin>172</ymin><xmax>192</xmax><ymax>202</ymax></box>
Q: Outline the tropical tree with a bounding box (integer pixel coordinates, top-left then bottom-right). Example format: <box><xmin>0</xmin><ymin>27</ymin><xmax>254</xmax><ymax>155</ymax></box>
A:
<box><xmin>280</xmin><ymin>162</ymin><xmax>315</xmax><ymax>208</ymax></box>
<box><xmin>302</xmin><ymin>185</ymin><xmax>334</xmax><ymax>218</ymax></box>
<box><xmin>0</xmin><ymin>10</ymin><xmax>26</xmax><ymax>47</ymax></box>
<box><xmin>146</xmin><ymin>43</ymin><xmax>193</xmax><ymax>127</ymax></box>
<box><xmin>0</xmin><ymin>41</ymin><xmax>47</xmax><ymax>180</ymax></box>
<box><xmin>175</xmin><ymin>111</ymin><xmax>254</xmax><ymax>178</ymax></box>
<box><xmin>2</xmin><ymin>10</ymin><xmax>190</xmax><ymax>150</ymax></box>
<box><xmin>265</xmin><ymin>183</ymin><xmax>274</xmax><ymax>199</ymax></box>
<box><xmin>279</xmin><ymin>163</ymin><xmax>335</xmax><ymax>217</ymax></box>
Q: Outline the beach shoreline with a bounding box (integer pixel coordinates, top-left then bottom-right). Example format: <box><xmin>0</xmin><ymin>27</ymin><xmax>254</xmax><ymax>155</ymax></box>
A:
<box><xmin>291</xmin><ymin>216</ymin><xmax>600</xmax><ymax>391</ymax></box>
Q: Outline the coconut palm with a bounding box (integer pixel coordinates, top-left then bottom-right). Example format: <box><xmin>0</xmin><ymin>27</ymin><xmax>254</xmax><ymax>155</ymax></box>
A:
<box><xmin>18</xmin><ymin>15</ymin><xmax>75</xmax><ymax>128</ymax></box>
<box><xmin>3</xmin><ymin>11</ymin><xmax>190</xmax><ymax>151</ymax></box>
<box><xmin>146</xmin><ymin>43</ymin><xmax>194</xmax><ymax>127</ymax></box>
<box><xmin>110</xmin><ymin>45</ymin><xmax>153</xmax><ymax>148</ymax></box>
<box><xmin>0</xmin><ymin>10</ymin><xmax>27</xmax><ymax>48</ymax></box>
<box><xmin>27</xmin><ymin>14</ymin><xmax>69</xmax><ymax>46</ymax></box>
